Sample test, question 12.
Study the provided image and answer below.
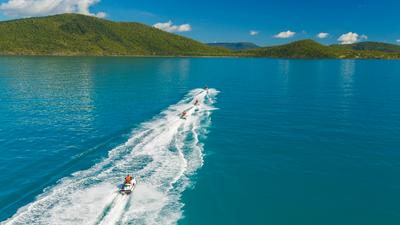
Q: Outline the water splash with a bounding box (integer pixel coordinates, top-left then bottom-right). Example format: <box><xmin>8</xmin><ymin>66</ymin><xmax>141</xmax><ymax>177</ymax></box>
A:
<box><xmin>3</xmin><ymin>88</ymin><xmax>218</xmax><ymax>225</ymax></box>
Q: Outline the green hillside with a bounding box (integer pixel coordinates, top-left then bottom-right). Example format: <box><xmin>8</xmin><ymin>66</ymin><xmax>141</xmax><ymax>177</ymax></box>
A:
<box><xmin>331</xmin><ymin>41</ymin><xmax>400</xmax><ymax>53</ymax></box>
<box><xmin>243</xmin><ymin>39</ymin><xmax>338</xmax><ymax>58</ymax></box>
<box><xmin>0</xmin><ymin>14</ymin><xmax>399</xmax><ymax>59</ymax></box>
<box><xmin>0</xmin><ymin>13</ymin><xmax>230</xmax><ymax>56</ymax></box>
<box><xmin>207</xmin><ymin>42</ymin><xmax>259</xmax><ymax>50</ymax></box>
<box><xmin>243</xmin><ymin>39</ymin><xmax>400</xmax><ymax>59</ymax></box>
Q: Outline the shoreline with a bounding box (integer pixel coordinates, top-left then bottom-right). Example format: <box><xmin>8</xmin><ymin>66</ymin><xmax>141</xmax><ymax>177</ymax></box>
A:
<box><xmin>0</xmin><ymin>54</ymin><xmax>398</xmax><ymax>60</ymax></box>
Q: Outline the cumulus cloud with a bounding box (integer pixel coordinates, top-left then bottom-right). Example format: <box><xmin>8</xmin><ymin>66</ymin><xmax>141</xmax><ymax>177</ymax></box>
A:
<box><xmin>95</xmin><ymin>11</ymin><xmax>106</xmax><ymax>18</ymax></box>
<box><xmin>338</xmin><ymin>32</ymin><xmax>368</xmax><ymax>44</ymax></box>
<box><xmin>397</xmin><ymin>39</ymin><xmax>400</xmax><ymax>43</ymax></box>
<box><xmin>317</xmin><ymin>32</ymin><xmax>329</xmax><ymax>39</ymax></box>
<box><xmin>0</xmin><ymin>0</ymin><xmax>106</xmax><ymax>18</ymax></box>
<box><xmin>274</xmin><ymin>30</ymin><xmax>295</xmax><ymax>38</ymax></box>
<box><xmin>153</xmin><ymin>20</ymin><xmax>191</xmax><ymax>33</ymax></box>
<box><xmin>338</xmin><ymin>32</ymin><xmax>359</xmax><ymax>44</ymax></box>
<box><xmin>250</xmin><ymin>30</ymin><xmax>259</xmax><ymax>36</ymax></box>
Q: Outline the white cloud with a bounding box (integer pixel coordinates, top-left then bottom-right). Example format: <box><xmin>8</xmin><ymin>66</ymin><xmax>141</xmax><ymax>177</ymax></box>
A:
<box><xmin>338</xmin><ymin>32</ymin><xmax>368</xmax><ymax>44</ymax></box>
<box><xmin>95</xmin><ymin>11</ymin><xmax>106</xmax><ymax>18</ymax></box>
<box><xmin>317</xmin><ymin>32</ymin><xmax>329</xmax><ymax>39</ymax></box>
<box><xmin>397</xmin><ymin>39</ymin><xmax>400</xmax><ymax>43</ymax></box>
<box><xmin>337</xmin><ymin>32</ymin><xmax>356</xmax><ymax>44</ymax></box>
<box><xmin>0</xmin><ymin>0</ymin><xmax>106</xmax><ymax>18</ymax></box>
<box><xmin>153</xmin><ymin>20</ymin><xmax>191</xmax><ymax>33</ymax></box>
<box><xmin>274</xmin><ymin>30</ymin><xmax>295</xmax><ymax>38</ymax></box>
<box><xmin>250</xmin><ymin>30</ymin><xmax>259</xmax><ymax>36</ymax></box>
<box><xmin>360</xmin><ymin>34</ymin><xmax>368</xmax><ymax>40</ymax></box>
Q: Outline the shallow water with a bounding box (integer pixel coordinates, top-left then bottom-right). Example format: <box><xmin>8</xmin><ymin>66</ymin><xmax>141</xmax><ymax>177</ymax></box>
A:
<box><xmin>0</xmin><ymin>57</ymin><xmax>400</xmax><ymax>225</ymax></box>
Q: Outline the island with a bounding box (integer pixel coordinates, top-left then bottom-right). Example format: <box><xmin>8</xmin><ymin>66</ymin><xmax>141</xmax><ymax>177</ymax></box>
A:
<box><xmin>0</xmin><ymin>13</ymin><xmax>399</xmax><ymax>59</ymax></box>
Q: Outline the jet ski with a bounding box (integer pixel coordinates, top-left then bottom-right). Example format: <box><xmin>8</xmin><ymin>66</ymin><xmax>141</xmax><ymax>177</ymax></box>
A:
<box><xmin>120</xmin><ymin>177</ymin><xmax>137</xmax><ymax>195</ymax></box>
<box><xmin>180</xmin><ymin>111</ymin><xmax>188</xmax><ymax>120</ymax></box>
<box><xmin>204</xmin><ymin>86</ymin><xmax>209</xmax><ymax>94</ymax></box>
<box><xmin>193</xmin><ymin>100</ymin><xmax>200</xmax><ymax>112</ymax></box>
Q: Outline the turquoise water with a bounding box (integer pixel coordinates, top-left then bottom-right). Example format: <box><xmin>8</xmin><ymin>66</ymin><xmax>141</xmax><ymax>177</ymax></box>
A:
<box><xmin>0</xmin><ymin>57</ymin><xmax>400</xmax><ymax>225</ymax></box>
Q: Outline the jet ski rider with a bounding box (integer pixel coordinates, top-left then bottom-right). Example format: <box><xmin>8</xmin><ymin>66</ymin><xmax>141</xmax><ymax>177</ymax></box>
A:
<box><xmin>125</xmin><ymin>174</ymin><xmax>133</xmax><ymax>184</ymax></box>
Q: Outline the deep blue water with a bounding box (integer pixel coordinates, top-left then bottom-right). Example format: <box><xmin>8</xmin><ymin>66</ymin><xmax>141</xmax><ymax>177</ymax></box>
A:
<box><xmin>0</xmin><ymin>57</ymin><xmax>400</xmax><ymax>225</ymax></box>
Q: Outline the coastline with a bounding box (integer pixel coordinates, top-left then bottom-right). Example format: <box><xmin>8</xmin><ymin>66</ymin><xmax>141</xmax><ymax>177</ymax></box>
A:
<box><xmin>0</xmin><ymin>53</ymin><xmax>399</xmax><ymax>60</ymax></box>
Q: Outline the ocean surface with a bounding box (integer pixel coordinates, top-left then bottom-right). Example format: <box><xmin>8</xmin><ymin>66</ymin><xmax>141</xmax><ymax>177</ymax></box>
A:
<box><xmin>0</xmin><ymin>57</ymin><xmax>400</xmax><ymax>225</ymax></box>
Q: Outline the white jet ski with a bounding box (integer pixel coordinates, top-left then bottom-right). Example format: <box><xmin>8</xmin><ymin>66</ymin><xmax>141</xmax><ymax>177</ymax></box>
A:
<box><xmin>120</xmin><ymin>177</ymin><xmax>137</xmax><ymax>195</ymax></box>
<box><xmin>180</xmin><ymin>111</ymin><xmax>188</xmax><ymax>120</ymax></box>
<box><xmin>194</xmin><ymin>100</ymin><xmax>200</xmax><ymax>112</ymax></box>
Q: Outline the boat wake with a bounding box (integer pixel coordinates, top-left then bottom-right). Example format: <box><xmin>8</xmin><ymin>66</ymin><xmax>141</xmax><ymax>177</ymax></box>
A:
<box><xmin>3</xmin><ymin>88</ymin><xmax>218</xmax><ymax>225</ymax></box>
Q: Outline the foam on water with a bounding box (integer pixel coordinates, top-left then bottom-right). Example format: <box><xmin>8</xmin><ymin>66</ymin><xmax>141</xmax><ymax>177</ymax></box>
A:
<box><xmin>3</xmin><ymin>88</ymin><xmax>218</xmax><ymax>225</ymax></box>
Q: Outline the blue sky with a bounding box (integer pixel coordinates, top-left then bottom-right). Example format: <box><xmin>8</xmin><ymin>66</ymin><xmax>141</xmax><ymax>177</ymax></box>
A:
<box><xmin>0</xmin><ymin>0</ymin><xmax>399</xmax><ymax>46</ymax></box>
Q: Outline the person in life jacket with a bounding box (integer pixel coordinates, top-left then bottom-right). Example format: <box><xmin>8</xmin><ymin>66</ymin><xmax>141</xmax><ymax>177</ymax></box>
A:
<box><xmin>204</xmin><ymin>86</ymin><xmax>209</xmax><ymax>94</ymax></box>
<box><xmin>125</xmin><ymin>174</ymin><xmax>133</xmax><ymax>184</ymax></box>
<box><xmin>194</xmin><ymin>99</ymin><xmax>199</xmax><ymax>105</ymax></box>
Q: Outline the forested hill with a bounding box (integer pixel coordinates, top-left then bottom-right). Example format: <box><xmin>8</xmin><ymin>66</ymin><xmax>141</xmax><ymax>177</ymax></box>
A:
<box><xmin>0</xmin><ymin>14</ymin><xmax>399</xmax><ymax>59</ymax></box>
<box><xmin>242</xmin><ymin>39</ymin><xmax>400</xmax><ymax>59</ymax></box>
<box><xmin>0</xmin><ymin>13</ymin><xmax>229</xmax><ymax>56</ymax></box>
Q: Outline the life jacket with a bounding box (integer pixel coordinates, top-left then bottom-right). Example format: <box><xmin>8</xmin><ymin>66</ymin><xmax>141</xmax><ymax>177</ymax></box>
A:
<box><xmin>125</xmin><ymin>176</ymin><xmax>132</xmax><ymax>183</ymax></box>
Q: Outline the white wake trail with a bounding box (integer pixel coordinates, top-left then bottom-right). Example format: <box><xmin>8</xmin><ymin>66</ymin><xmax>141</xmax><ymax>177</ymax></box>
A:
<box><xmin>3</xmin><ymin>88</ymin><xmax>218</xmax><ymax>225</ymax></box>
